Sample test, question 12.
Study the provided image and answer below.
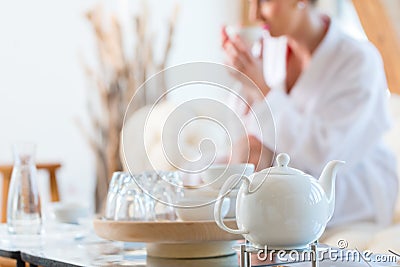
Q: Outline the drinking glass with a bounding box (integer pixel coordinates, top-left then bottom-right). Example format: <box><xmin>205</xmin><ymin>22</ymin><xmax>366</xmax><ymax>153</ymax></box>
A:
<box><xmin>138</xmin><ymin>171</ymin><xmax>183</xmax><ymax>221</ymax></box>
<box><xmin>134</xmin><ymin>172</ymin><xmax>156</xmax><ymax>221</ymax></box>
<box><xmin>7</xmin><ymin>143</ymin><xmax>42</xmax><ymax>235</ymax></box>
<box><xmin>114</xmin><ymin>174</ymin><xmax>146</xmax><ymax>221</ymax></box>
<box><xmin>104</xmin><ymin>171</ymin><xmax>124</xmax><ymax>219</ymax></box>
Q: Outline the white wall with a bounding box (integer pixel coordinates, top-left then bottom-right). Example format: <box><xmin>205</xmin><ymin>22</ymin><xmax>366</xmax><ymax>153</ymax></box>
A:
<box><xmin>0</xmin><ymin>0</ymin><xmax>98</xmax><ymax>211</ymax></box>
<box><xmin>0</xmin><ymin>0</ymin><xmax>242</xmax><ymax>212</ymax></box>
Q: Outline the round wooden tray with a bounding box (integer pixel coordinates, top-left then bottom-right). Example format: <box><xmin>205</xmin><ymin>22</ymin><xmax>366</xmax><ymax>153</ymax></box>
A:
<box><xmin>93</xmin><ymin>218</ymin><xmax>240</xmax><ymax>243</ymax></box>
<box><xmin>93</xmin><ymin>218</ymin><xmax>242</xmax><ymax>258</ymax></box>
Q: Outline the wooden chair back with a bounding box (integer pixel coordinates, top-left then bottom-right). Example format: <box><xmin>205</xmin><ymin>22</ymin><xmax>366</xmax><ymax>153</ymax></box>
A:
<box><xmin>0</xmin><ymin>163</ymin><xmax>61</xmax><ymax>223</ymax></box>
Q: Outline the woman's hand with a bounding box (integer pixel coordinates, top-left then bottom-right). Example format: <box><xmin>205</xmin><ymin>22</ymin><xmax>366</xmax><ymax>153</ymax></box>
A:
<box><xmin>222</xmin><ymin>26</ymin><xmax>270</xmax><ymax>97</ymax></box>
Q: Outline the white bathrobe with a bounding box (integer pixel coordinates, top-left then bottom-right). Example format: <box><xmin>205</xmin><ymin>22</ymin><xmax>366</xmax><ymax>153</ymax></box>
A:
<box><xmin>243</xmin><ymin>20</ymin><xmax>398</xmax><ymax>227</ymax></box>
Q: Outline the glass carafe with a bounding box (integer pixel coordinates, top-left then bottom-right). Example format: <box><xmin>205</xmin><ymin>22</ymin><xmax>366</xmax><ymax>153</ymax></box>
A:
<box><xmin>7</xmin><ymin>143</ymin><xmax>42</xmax><ymax>235</ymax></box>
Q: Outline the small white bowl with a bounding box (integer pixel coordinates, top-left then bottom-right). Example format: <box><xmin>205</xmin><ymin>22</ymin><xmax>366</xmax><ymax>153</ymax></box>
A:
<box><xmin>175</xmin><ymin>198</ymin><xmax>230</xmax><ymax>221</ymax></box>
<box><xmin>52</xmin><ymin>203</ymin><xmax>89</xmax><ymax>224</ymax></box>
<box><xmin>201</xmin><ymin>163</ymin><xmax>254</xmax><ymax>190</ymax></box>
<box><xmin>183</xmin><ymin>187</ymin><xmax>220</xmax><ymax>199</ymax></box>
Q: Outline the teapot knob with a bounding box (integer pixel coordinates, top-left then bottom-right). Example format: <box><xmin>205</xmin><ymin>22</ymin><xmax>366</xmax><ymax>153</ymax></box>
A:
<box><xmin>276</xmin><ymin>153</ymin><xmax>290</xmax><ymax>167</ymax></box>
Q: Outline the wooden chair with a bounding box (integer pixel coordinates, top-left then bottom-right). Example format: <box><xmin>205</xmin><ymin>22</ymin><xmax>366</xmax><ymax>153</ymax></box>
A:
<box><xmin>0</xmin><ymin>163</ymin><xmax>61</xmax><ymax>223</ymax></box>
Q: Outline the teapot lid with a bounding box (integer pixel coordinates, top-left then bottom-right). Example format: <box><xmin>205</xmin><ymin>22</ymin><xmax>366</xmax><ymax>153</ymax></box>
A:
<box><xmin>265</xmin><ymin>153</ymin><xmax>305</xmax><ymax>176</ymax></box>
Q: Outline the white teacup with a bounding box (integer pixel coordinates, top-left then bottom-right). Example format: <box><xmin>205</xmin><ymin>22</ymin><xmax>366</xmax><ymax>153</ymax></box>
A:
<box><xmin>175</xmin><ymin>197</ymin><xmax>230</xmax><ymax>221</ymax></box>
<box><xmin>183</xmin><ymin>186</ymin><xmax>238</xmax><ymax>218</ymax></box>
<box><xmin>52</xmin><ymin>202</ymin><xmax>89</xmax><ymax>224</ymax></box>
<box><xmin>225</xmin><ymin>25</ymin><xmax>264</xmax><ymax>48</ymax></box>
<box><xmin>201</xmin><ymin>163</ymin><xmax>255</xmax><ymax>190</ymax></box>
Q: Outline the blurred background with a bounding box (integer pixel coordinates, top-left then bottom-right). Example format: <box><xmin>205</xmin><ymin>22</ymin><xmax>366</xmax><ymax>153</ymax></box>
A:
<box><xmin>0</xmin><ymin>0</ymin><xmax>399</xmax><ymax>214</ymax></box>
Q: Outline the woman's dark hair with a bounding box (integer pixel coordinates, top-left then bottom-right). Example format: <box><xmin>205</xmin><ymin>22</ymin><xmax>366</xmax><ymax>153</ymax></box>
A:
<box><xmin>310</xmin><ymin>0</ymin><xmax>318</xmax><ymax>4</ymax></box>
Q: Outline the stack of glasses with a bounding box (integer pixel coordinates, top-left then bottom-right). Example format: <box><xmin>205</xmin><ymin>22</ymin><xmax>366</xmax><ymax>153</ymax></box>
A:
<box><xmin>104</xmin><ymin>171</ymin><xmax>183</xmax><ymax>221</ymax></box>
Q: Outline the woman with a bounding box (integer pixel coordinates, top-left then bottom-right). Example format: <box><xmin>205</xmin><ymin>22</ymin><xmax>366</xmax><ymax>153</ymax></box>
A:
<box><xmin>223</xmin><ymin>0</ymin><xmax>398</xmax><ymax>227</ymax></box>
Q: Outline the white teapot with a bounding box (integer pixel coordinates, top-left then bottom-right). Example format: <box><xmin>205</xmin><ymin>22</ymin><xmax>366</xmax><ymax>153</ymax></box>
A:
<box><xmin>214</xmin><ymin>153</ymin><xmax>344</xmax><ymax>249</ymax></box>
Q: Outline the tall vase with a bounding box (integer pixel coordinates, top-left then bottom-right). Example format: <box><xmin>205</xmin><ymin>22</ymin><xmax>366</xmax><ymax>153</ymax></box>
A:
<box><xmin>7</xmin><ymin>143</ymin><xmax>42</xmax><ymax>235</ymax></box>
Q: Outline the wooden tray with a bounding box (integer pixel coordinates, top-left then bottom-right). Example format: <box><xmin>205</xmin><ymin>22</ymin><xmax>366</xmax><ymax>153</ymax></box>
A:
<box><xmin>93</xmin><ymin>218</ymin><xmax>240</xmax><ymax>243</ymax></box>
<box><xmin>93</xmin><ymin>218</ymin><xmax>242</xmax><ymax>258</ymax></box>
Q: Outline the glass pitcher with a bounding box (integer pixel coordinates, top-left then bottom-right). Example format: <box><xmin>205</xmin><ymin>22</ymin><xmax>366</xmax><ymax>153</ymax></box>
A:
<box><xmin>7</xmin><ymin>143</ymin><xmax>42</xmax><ymax>235</ymax></box>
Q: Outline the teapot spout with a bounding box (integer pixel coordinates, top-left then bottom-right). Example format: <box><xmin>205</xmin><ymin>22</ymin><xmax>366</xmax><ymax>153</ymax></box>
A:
<box><xmin>319</xmin><ymin>160</ymin><xmax>345</xmax><ymax>220</ymax></box>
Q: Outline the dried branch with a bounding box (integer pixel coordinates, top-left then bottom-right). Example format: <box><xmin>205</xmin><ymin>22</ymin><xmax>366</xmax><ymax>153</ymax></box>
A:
<box><xmin>80</xmin><ymin>2</ymin><xmax>179</xmax><ymax>212</ymax></box>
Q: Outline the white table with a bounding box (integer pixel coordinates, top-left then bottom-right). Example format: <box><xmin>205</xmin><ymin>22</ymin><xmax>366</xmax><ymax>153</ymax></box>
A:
<box><xmin>0</xmin><ymin>223</ymin><xmax>398</xmax><ymax>267</ymax></box>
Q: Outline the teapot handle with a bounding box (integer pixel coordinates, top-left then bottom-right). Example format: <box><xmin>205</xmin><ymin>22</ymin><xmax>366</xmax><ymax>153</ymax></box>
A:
<box><xmin>214</xmin><ymin>174</ymin><xmax>250</xmax><ymax>235</ymax></box>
